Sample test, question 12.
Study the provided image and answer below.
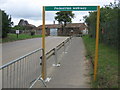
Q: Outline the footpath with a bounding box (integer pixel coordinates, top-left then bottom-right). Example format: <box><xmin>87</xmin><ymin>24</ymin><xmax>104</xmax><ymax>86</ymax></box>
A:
<box><xmin>33</xmin><ymin>37</ymin><xmax>91</xmax><ymax>88</ymax></box>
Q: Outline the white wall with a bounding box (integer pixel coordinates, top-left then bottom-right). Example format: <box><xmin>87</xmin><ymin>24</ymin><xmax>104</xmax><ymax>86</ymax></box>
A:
<box><xmin>82</xmin><ymin>28</ymin><xmax>88</xmax><ymax>35</ymax></box>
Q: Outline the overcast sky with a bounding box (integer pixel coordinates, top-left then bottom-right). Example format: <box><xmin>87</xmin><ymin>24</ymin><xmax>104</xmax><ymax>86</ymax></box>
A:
<box><xmin>0</xmin><ymin>0</ymin><xmax>115</xmax><ymax>26</ymax></box>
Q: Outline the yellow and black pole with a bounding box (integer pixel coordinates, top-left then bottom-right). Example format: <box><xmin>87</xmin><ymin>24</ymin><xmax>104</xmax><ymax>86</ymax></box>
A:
<box><xmin>42</xmin><ymin>6</ymin><xmax>46</xmax><ymax>80</ymax></box>
<box><xmin>93</xmin><ymin>6</ymin><xmax>100</xmax><ymax>81</ymax></box>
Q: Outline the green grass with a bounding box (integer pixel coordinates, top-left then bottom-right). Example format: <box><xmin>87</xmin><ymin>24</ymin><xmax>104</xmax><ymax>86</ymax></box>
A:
<box><xmin>82</xmin><ymin>35</ymin><xmax>118</xmax><ymax>88</ymax></box>
<box><xmin>1</xmin><ymin>33</ymin><xmax>42</xmax><ymax>43</ymax></box>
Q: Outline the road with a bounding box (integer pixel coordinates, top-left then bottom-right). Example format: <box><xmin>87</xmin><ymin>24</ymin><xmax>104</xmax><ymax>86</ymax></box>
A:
<box><xmin>2</xmin><ymin>36</ymin><xmax>69</xmax><ymax>65</ymax></box>
<box><xmin>2</xmin><ymin>36</ymin><xmax>90</xmax><ymax>88</ymax></box>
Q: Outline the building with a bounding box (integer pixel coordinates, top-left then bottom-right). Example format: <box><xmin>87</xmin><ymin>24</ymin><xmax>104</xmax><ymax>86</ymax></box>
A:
<box><xmin>37</xmin><ymin>23</ymin><xmax>88</xmax><ymax>36</ymax></box>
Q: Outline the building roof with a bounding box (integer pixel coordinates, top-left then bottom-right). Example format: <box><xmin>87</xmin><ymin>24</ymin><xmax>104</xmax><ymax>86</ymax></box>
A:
<box><xmin>37</xmin><ymin>23</ymin><xmax>87</xmax><ymax>30</ymax></box>
<box><xmin>65</xmin><ymin>23</ymin><xmax>86</xmax><ymax>28</ymax></box>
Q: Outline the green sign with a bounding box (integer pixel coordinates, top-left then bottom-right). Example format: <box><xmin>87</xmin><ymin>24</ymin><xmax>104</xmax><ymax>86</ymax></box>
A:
<box><xmin>45</xmin><ymin>6</ymin><xmax>97</xmax><ymax>11</ymax></box>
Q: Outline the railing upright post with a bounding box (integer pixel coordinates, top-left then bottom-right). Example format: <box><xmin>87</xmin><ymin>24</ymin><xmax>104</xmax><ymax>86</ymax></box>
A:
<box><xmin>69</xmin><ymin>38</ymin><xmax>70</xmax><ymax>44</ymax></box>
<box><xmin>54</xmin><ymin>48</ymin><xmax>58</xmax><ymax>65</ymax></box>
<box><xmin>63</xmin><ymin>42</ymin><xmax>65</xmax><ymax>53</ymax></box>
<box><xmin>52</xmin><ymin>48</ymin><xmax>60</xmax><ymax>67</ymax></box>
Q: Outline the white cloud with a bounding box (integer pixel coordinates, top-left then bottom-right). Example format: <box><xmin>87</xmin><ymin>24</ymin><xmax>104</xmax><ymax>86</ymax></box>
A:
<box><xmin>0</xmin><ymin>0</ymin><xmax>115</xmax><ymax>26</ymax></box>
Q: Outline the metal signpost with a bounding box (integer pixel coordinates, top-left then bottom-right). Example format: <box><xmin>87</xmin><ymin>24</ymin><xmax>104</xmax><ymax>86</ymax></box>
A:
<box><xmin>42</xmin><ymin>6</ymin><xmax>100</xmax><ymax>81</ymax></box>
<box><xmin>45</xmin><ymin>6</ymin><xmax>97</xmax><ymax>11</ymax></box>
<box><xmin>16</xmin><ymin>30</ymin><xmax>19</xmax><ymax>38</ymax></box>
<box><xmin>42</xmin><ymin>6</ymin><xmax>46</xmax><ymax>80</ymax></box>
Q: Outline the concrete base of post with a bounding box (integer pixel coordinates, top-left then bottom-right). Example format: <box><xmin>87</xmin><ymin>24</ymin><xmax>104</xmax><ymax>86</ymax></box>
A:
<box><xmin>40</xmin><ymin>77</ymin><xmax>51</xmax><ymax>83</ymax></box>
<box><xmin>38</xmin><ymin>77</ymin><xmax>51</xmax><ymax>87</ymax></box>
<box><xmin>63</xmin><ymin>51</ymin><xmax>67</xmax><ymax>54</ymax></box>
<box><xmin>44</xmin><ymin>77</ymin><xmax>51</xmax><ymax>83</ymax></box>
<box><xmin>52</xmin><ymin>64</ymin><xmax>61</xmax><ymax>67</ymax></box>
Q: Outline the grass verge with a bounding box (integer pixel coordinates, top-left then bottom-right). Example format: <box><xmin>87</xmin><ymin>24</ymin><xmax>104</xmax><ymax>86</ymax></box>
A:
<box><xmin>82</xmin><ymin>35</ymin><xmax>118</xmax><ymax>88</ymax></box>
<box><xmin>1</xmin><ymin>33</ymin><xmax>42</xmax><ymax>43</ymax></box>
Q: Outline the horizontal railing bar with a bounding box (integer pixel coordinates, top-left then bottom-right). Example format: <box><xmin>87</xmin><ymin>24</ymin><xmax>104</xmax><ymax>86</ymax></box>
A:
<box><xmin>56</xmin><ymin>42</ymin><xmax>64</xmax><ymax>48</ymax></box>
<box><xmin>57</xmin><ymin>44</ymin><xmax>64</xmax><ymax>50</ymax></box>
<box><xmin>58</xmin><ymin>42</ymin><xmax>64</xmax><ymax>47</ymax></box>
<box><xmin>45</xmin><ymin>38</ymin><xmax>70</xmax><ymax>60</ymax></box>
<box><xmin>0</xmin><ymin>48</ymin><xmax>43</xmax><ymax>69</ymax></box>
<box><xmin>46</xmin><ymin>38</ymin><xmax>69</xmax><ymax>56</ymax></box>
<box><xmin>46</xmin><ymin>48</ymin><xmax>55</xmax><ymax>56</ymax></box>
<box><xmin>46</xmin><ymin>51</ymin><xmax>55</xmax><ymax>60</ymax></box>
<box><xmin>46</xmin><ymin>38</ymin><xmax>69</xmax><ymax>58</ymax></box>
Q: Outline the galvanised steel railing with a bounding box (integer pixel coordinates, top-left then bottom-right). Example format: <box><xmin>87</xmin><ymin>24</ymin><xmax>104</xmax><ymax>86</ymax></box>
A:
<box><xmin>1</xmin><ymin>48</ymin><xmax>42</xmax><ymax>88</ymax></box>
<box><xmin>1</xmin><ymin>36</ymin><xmax>73</xmax><ymax>88</ymax></box>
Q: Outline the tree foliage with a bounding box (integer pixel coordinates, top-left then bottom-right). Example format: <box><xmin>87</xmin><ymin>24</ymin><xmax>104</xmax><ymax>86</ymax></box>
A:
<box><xmin>1</xmin><ymin>10</ymin><xmax>13</xmax><ymax>38</ymax></box>
<box><xmin>12</xmin><ymin>25</ymin><xmax>36</xmax><ymax>31</ymax></box>
<box><xmin>55</xmin><ymin>11</ymin><xmax>74</xmax><ymax>25</ymax></box>
<box><xmin>55</xmin><ymin>11</ymin><xmax>74</xmax><ymax>35</ymax></box>
<box><xmin>12</xmin><ymin>25</ymin><xmax>26</xmax><ymax>30</ymax></box>
<box><xmin>84</xmin><ymin>2</ymin><xmax>119</xmax><ymax>47</ymax></box>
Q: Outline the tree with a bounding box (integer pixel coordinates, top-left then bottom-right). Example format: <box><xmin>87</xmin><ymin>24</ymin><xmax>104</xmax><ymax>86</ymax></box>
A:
<box><xmin>12</xmin><ymin>25</ymin><xmax>26</xmax><ymax>30</ymax></box>
<box><xmin>55</xmin><ymin>11</ymin><xmax>74</xmax><ymax>35</ymax></box>
<box><xmin>1</xmin><ymin>10</ymin><xmax>13</xmax><ymax>38</ymax></box>
<box><xmin>83</xmin><ymin>2</ymin><xmax>119</xmax><ymax>47</ymax></box>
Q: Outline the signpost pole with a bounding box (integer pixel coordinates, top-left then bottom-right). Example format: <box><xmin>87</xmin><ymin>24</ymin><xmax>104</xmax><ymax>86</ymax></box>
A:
<box><xmin>94</xmin><ymin>6</ymin><xmax>100</xmax><ymax>81</ymax></box>
<box><xmin>42</xmin><ymin>6</ymin><xmax>46</xmax><ymax>80</ymax></box>
<box><xmin>16</xmin><ymin>30</ymin><xmax>19</xmax><ymax>38</ymax></box>
<box><xmin>17</xmin><ymin>34</ymin><xmax>18</xmax><ymax>38</ymax></box>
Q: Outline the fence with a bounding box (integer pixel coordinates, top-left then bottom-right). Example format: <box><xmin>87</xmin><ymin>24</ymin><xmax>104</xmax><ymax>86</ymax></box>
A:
<box><xmin>0</xmin><ymin>36</ymin><xmax>72</xmax><ymax>88</ymax></box>
<box><xmin>1</xmin><ymin>48</ymin><xmax>42</xmax><ymax>88</ymax></box>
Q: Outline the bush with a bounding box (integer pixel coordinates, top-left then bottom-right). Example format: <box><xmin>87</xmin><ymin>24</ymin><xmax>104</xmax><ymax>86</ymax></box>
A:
<box><xmin>30</xmin><ymin>31</ymin><xmax>35</xmax><ymax>36</ymax></box>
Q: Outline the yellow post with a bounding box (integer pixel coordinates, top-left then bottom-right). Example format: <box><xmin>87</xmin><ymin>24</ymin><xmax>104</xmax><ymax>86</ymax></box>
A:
<box><xmin>93</xmin><ymin>6</ymin><xmax>100</xmax><ymax>81</ymax></box>
<box><xmin>42</xmin><ymin>6</ymin><xmax>46</xmax><ymax>80</ymax></box>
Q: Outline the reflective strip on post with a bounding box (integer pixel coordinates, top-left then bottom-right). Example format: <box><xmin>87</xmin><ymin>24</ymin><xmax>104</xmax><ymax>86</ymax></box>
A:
<box><xmin>94</xmin><ymin>6</ymin><xmax>100</xmax><ymax>81</ymax></box>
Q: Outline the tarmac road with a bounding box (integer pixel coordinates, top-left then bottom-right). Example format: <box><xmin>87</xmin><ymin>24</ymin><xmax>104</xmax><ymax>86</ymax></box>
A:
<box><xmin>2</xmin><ymin>36</ymin><xmax>69</xmax><ymax>65</ymax></box>
<box><xmin>1</xmin><ymin>37</ymin><xmax>90</xmax><ymax>88</ymax></box>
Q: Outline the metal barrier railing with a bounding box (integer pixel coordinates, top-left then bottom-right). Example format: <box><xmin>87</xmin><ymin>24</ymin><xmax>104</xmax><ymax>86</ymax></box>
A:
<box><xmin>46</xmin><ymin>37</ymin><xmax>72</xmax><ymax>65</ymax></box>
<box><xmin>1</xmin><ymin>48</ymin><xmax>43</xmax><ymax>88</ymax></box>
<box><xmin>1</xmin><ymin>36</ymin><xmax>73</xmax><ymax>88</ymax></box>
